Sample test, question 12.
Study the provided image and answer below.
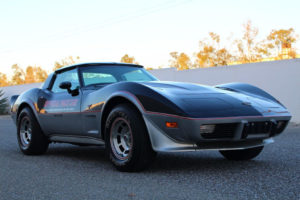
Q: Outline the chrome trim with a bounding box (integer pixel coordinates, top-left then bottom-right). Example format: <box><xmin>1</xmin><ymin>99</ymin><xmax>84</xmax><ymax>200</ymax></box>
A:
<box><xmin>87</xmin><ymin>130</ymin><xmax>99</xmax><ymax>134</ymax></box>
<box><xmin>110</xmin><ymin>117</ymin><xmax>133</xmax><ymax>160</ymax></box>
<box><xmin>50</xmin><ymin>135</ymin><xmax>105</xmax><ymax>145</ymax></box>
<box><xmin>20</xmin><ymin>117</ymin><xmax>32</xmax><ymax>148</ymax></box>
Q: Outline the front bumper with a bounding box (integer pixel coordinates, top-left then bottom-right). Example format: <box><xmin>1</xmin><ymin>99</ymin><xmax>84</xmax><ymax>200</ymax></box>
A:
<box><xmin>143</xmin><ymin>113</ymin><xmax>291</xmax><ymax>152</ymax></box>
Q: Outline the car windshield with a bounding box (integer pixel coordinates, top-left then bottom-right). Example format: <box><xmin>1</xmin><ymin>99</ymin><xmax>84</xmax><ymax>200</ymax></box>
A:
<box><xmin>80</xmin><ymin>65</ymin><xmax>158</xmax><ymax>87</ymax></box>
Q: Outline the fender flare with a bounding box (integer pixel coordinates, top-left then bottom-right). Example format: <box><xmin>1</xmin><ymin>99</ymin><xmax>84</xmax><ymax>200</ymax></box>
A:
<box><xmin>17</xmin><ymin>99</ymin><xmax>42</xmax><ymax>126</ymax></box>
<box><xmin>99</xmin><ymin>91</ymin><xmax>147</xmax><ymax>139</ymax></box>
<box><xmin>102</xmin><ymin>91</ymin><xmax>146</xmax><ymax>114</ymax></box>
<box><xmin>216</xmin><ymin>82</ymin><xmax>282</xmax><ymax>105</ymax></box>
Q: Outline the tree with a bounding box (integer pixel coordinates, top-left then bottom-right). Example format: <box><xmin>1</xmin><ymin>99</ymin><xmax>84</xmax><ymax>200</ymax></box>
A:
<box><xmin>146</xmin><ymin>67</ymin><xmax>154</xmax><ymax>70</ymax></box>
<box><xmin>11</xmin><ymin>64</ymin><xmax>25</xmax><ymax>85</ymax></box>
<box><xmin>120</xmin><ymin>54</ymin><xmax>138</xmax><ymax>64</ymax></box>
<box><xmin>169</xmin><ymin>52</ymin><xmax>179</xmax><ymax>68</ymax></box>
<box><xmin>215</xmin><ymin>48</ymin><xmax>233</xmax><ymax>66</ymax></box>
<box><xmin>53</xmin><ymin>56</ymin><xmax>80</xmax><ymax>71</ymax></box>
<box><xmin>0</xmin><ymin>89</ymin><xmax>8</xmax><ymax>114</ymax></box>
<box><xmin>196</xmin><ymin>32</ymin><xmax>232</xmax><ymax>67</ymax></box>
<box><xmin>25</xmin><ymin>66</ymin><xmax>35</xmax><ymax>84</ymax></box>
<box><xmin>24</xmin><ymin>66</ymin><xmax>48</xmax><ymax>84</ymax></box>
<box><xmin>0</xmin><ymin>73</ymin><xmax>9</xmax><ymax>87</ymax></box>
<box><xmin>34</xmin><ymin>66</ymin><xmax>48</xmax><ymax>82</ymax></box>
<box><xmin>169</xmin><ymin>52</ymin><xmax>191</xmax><ymax>70</ymax></box>
<box><xmin>267</xmin><ymin>28</ymin><xmax>298</xmax><ymax>58</ymax></box>
<box><xmin>233</xmin><ymin>20</ymin><xmax>266</xmax><ymax>63</ymax></box>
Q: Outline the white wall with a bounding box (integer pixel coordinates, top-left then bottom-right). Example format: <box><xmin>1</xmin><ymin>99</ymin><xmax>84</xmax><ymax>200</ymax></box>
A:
<box><xmin>1</xmin><ymin>83</ymin><xmax>42</xmax><ymax>100</ymax></box>
<box><xmin>1</xmin><ymin>59</ymin><xmax>299</xmax><ymax>122</ymax></box>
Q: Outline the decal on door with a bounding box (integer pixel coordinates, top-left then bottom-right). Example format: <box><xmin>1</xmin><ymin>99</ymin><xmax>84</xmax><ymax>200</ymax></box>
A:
<box><xmin>40</xmin><ymin>99</ymin><xmax>79</xmax><ymax>113</ymax></box>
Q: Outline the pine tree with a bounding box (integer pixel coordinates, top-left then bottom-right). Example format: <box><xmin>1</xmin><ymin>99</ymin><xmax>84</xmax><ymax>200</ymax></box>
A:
<box><xmin>0</xmin><ymin>90</ymin><xmax>8</xmax><ymax>114</ymax></box>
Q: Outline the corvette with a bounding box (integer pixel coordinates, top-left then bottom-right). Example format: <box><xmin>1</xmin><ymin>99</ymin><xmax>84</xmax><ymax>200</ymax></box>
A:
<box><xmin>10</xmin><ymin>63</ymin><xmax>291</xmax><ymax>171</ymax></box>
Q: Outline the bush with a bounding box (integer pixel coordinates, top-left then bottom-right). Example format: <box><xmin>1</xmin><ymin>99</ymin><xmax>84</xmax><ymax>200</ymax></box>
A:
<box><xmin>0</xmin><ymin>90</ymin><xmax>8</xmax><ymax>115</ymax></box>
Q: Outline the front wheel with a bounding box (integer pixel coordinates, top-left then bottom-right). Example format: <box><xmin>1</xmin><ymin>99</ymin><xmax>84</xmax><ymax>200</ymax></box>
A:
<box><xmin>105</xmin><ymin>104</ymin><xmax>156</xmax><ymax>172</ymax></box>
<box><xmin>17</xmin><ymin>107</ymin><xmax>49</xmax><ymax>155</ymax></box>
<box><xmin>219</xmin><ymin>146</ymin><xmax>264</xmax><ymax>161</ymax></box>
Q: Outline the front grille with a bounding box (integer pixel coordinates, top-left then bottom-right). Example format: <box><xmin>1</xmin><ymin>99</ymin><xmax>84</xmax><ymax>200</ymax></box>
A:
<box><xmin>201</xmin><ymin>123</ymin><xmax>238</xmax><ymax>139</ymax></box>
<box><xmin>241</xmin><ymin>121</ymin><xmax>288</xmax><ymax>139</ymax></box>
<box><xmin>201</xmin><ymin>120</ymin><xmax>288</xmax><ymax>140</ymax></box>
<box><xmin>242</xmin><ymin>121</ymin><xmax>272</xmax><ymax>137</ymax></box>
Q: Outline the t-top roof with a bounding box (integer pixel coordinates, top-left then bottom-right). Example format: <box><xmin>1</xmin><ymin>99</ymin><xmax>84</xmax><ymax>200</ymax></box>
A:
<box><xmin>55</xmin><ymin>62</ymin><xmax>144</xmax><ymax>73</ymax></box>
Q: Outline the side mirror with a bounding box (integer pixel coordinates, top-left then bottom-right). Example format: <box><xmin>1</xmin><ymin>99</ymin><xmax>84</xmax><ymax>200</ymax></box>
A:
<box><xmin>59</xmin><ymin>81</ymin><xmax>79</xmax><ymax>96</ymax></box>
<box><xmin>59</xmin><ymin>81</ymin><xmax>72</xmax><ymax>90</ymax></box>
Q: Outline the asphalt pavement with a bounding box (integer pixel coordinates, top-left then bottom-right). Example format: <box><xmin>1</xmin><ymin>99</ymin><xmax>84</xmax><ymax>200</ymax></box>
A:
<box><xmin>0</xmin><ymin>115</ymin><xmax>299</xmax><ymax>200</ymax></box>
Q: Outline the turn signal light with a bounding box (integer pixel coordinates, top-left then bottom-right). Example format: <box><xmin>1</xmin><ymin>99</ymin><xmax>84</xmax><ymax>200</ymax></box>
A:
<box><xmin>166</xmin><ymin>122</ymin><xmax>178</xmax><ymax>128</ymax></box>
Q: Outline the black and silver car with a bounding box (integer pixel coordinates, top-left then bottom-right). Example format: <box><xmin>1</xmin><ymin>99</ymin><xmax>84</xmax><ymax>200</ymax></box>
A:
<box><xmin>10</xmin><ymin>63</ymin><xmax>291</xmax><ymax>171</ymax></box>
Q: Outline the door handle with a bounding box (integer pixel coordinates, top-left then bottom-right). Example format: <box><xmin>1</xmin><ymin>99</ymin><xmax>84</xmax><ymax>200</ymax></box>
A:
<box><xmin>53</xmin><ymin>114</ymin><xmax>63</xmax><ymax>117</ymax></box>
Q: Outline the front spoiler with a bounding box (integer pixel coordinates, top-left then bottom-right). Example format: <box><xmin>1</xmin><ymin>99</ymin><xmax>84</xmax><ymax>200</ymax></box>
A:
<box><xmin>143</xmin><ymin>113</ymin><xmax>290</xmax><ymax>152</ymax></box>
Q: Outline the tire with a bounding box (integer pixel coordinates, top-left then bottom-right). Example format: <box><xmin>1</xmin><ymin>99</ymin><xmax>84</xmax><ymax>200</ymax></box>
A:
<box><xmin>17</xmin><ymin>107</ymin><xmax>49</xmax><ymax>155</ymax></box>
<box><xmin>219</xmin><ymin>146</ymin><xmax>264</xmax><ymax>161</ymax></box>
<box><xmin>105</xmin><ymin>104</ymin><xmax>156</xmax><ymax>172</ymax></box>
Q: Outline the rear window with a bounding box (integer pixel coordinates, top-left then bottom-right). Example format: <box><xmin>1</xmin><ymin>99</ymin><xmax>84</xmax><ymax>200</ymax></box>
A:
<box><xmin>82</xmin><ymin>72</ymin><xmax>117</xmax><ymax>86</ymax></box>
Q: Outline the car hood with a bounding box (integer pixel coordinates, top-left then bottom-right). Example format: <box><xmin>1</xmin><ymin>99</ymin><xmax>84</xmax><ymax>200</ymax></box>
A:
<box><xmin>140</xmin><ymin>81</ymin><xmax>287</xmax><ymax>118</ymax></box>
<box><xmin>141</xmin><ymin>81</ymin><xmax>220</xmax><ymax>94</ymax></box>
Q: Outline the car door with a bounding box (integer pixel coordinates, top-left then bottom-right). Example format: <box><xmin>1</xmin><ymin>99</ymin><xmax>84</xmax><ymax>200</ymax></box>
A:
<box><xmin>38</xmin><ymin>68</ymin><xmax>82</xmax><ymax>135</ymax></box>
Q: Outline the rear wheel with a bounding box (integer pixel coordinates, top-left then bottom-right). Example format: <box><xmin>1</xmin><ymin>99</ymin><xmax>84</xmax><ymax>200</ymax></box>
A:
<box><xmin>219</xmin><ymin>146</ymin><xmax>264</xmax><ymax>161</ymax></box>
<box><xmin>105</xmin><ymin>104</ymin><xmax>156</xmax><ymax>172</ymax></box>
<box><xmin>17</xmin><ymin>107</ymin><xmax>49</xmax><ymax>155</ymax></box>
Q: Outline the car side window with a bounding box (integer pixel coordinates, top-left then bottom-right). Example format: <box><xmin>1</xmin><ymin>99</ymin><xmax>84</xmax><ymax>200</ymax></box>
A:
<box><xmin>51</xmin><ymin>69</ymin><xmax>80</xmax><ymax>93</ymax></box>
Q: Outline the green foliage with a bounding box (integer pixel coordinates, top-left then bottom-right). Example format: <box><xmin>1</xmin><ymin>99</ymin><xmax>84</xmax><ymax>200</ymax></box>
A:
<box><xmin>0</xmin><ymin>90</ymin><xmax>8</xmax><ymax>115</ymax></box>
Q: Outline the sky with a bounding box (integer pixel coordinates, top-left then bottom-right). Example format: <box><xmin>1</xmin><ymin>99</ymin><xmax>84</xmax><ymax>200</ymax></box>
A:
<box><xmin>0</xmin><ymin>0</ymin><xmax>299</xmax><ymax>76</ymax></box>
